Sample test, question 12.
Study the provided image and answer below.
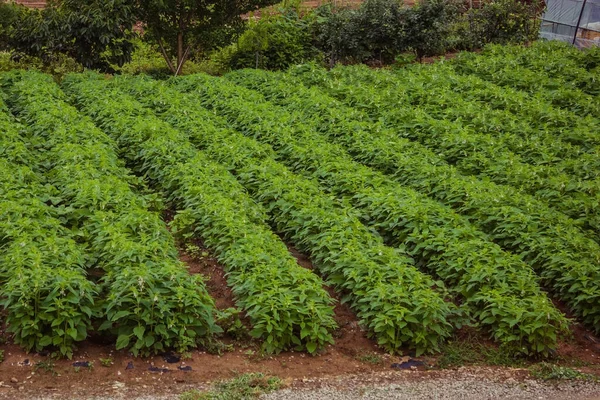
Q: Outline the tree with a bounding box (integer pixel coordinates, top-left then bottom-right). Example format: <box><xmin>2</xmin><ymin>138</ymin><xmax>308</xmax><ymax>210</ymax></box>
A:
<box><xmin>136</xmin><ymin>0</ymin><xmax>281</xmax><ymax>75</ymax></box>
<box><xmin>7</xmin><ymin>0</ymin><xmax>136</xmax><ymax>71</ymax></box>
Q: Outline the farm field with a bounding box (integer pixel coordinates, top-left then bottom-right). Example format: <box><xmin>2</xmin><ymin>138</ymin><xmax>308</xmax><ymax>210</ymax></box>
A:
<box><xmin>0</xmin><ymin>41</ymin><xmax>599</xmax><ymax>398</ymax></box>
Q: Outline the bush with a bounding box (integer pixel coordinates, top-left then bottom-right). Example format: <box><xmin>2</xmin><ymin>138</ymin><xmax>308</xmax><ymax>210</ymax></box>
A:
<box><xmin>112</xmin><ymin>38</ymin><xmax>171</xmax><ymax>77</ymax></box>
<box><xmin>0</xmin><ymin>2</ymin><xmax>28</xmax><ymax>51</ymax></box>
<box><xmin>404</xmin><ymin>0</ymin><xmax>458</xmax><ymax>59</ymax></box>
<box><xmin>1</xmin><ymin>0</ymin><xmax>135</xmax><ymax>72</ymax></box>
<box><xmin>226</xmin><ymin>8</ymin><xmax>318</xmax><ymax>70</ymax></box>
<box><xmin>311</xmin><ymin>0</ymin><xmax>457</xmax><ymax>65</ymax></box>
<box><xmin>111</xmin><ymin>37</ymin><xmax>225</xmax><ymax>78</ymax></box>
<box><xmin>451</xmin><ymin>0</ymin><xmax>542</xmax><ymax>50</ymax></box>
<box><xmin>0</xmin><ymin>51</ymin><xmax>83</xmax><ymax>80</ymax></box>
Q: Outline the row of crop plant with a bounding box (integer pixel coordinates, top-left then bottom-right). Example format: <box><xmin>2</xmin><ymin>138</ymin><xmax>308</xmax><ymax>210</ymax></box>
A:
<box><xmin>63</xmin><ymin>72</ymin><xmax>463</xmax><ymax>356</ymax></box>
<box><xmin>0</xmin><ymin>71</ymin><xmax>220</xmax><ymax>356</ymax></box>
<box><xmin>0</xmin><ymin>99</ymin><xmax>96</xmax><ymax>358</ymax></box>
<box><xmin>1</xmin><ymin>69</ymin><xmax>596</xmax><ymax>357</ymax></box>
<box><xmin>451</xmin><ymin>42</ymin><xmax>600</xmax><ymax>118</ymax></box>
<box><xmin>273</xmin><ymin>66</ymin><xmax>600</xmax><ymax>240</ymax></box>
<box><xmin>196</xmin><ymin>69</ymin><xmax>600</xmax><ymax>336</ymax></box>
<box><xmin>59</xmin><ymin>72</ymin><xmax>343</xmax><ymax>355</ymax></box>
<box><xmin>326</xmin><ymin>63</ymin><xmax>600</xmax><ymax>181</ymax></box>
<box><xmin>115</xmin><ymin>72</ymin><xmax>572</xmax><ymax>355</ymax></box>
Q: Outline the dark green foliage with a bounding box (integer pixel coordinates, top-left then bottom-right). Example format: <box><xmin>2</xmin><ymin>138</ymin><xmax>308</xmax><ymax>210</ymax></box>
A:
<box><xmin>451</xmin><ymin>0</ymin><xmax>541</xmax><ymax>50</ymax></box>
<box><xmin>402</xmin><ymin>0</ymin><xmax>458</xmax><ymax>60</ymax></box>
<box><xmin>0</xmin><ymin>2</ymin><xmax>28</xmax><ymax>51</ymax></box>
<box><xmin>286</xmin><ymin>64</ymin><xmax>600</xmax><ymax>334</ymax></box>
<box><xmin>61</xmin><ymin>72</ymin><xmax>338</xmax><ymax>355</ymax></box>
<box><xmin>5</xmin><ymin>1</ymin><xmax>136</xmax><ymax>71</ymax></box>
<box><xmin>110</xmin><ymin>74</ymin><xmax>457</xmax><ymax>355</ymax></box>
<box><xmin>311</xmin><ymin>0</ymin><xmax>403</xmax><ymax>65</ymax></box>
<box><xmin>2</xmin><ymin>71</ymin><xmax>219</xmax><ymax>356</ymax></box>
<box><xmin>311</xmin><ymin>0</ymin><xmax>457</xmax><ymax>64</ymax></box>
<box><xmin>228</xmin><ymin>8</ymin><xmax>318</xmax><ymax>70</ymax></box>
<box><xmin>135</xmin><ymin>0</ymin><xmax>281</xmax><ymax>74</ymax></box>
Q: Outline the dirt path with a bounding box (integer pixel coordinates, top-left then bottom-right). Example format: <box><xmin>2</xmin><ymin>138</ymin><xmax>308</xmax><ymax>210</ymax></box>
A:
<box><xmin>0</xmin><ymin>246</ymin><xmax>599</xmax><ymax>399</ymax></box>
<box><xmin>2</xmin><ymin>368</ymin><xmax>599</xmax><ymax>399</ymax></box>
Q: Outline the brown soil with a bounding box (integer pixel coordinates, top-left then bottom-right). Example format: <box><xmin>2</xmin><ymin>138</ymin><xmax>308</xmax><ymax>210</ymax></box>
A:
<box><xmin>0</xmin><ymin>245</ymin><xmax>599</xmax><ymax>399</ymax></box>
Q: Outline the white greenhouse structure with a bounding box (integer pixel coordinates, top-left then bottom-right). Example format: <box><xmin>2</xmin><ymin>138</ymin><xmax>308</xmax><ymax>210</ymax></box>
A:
<box><xmin>540</xmin><ymin>0</ymin><xmax>600</xmax><ymax>47</ymax></box>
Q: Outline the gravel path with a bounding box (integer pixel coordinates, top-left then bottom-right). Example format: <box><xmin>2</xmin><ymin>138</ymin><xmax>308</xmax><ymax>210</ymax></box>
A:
<box><xmin>10</xmin><ymin>368</ymin><xmax>600</xmax><ymax>399</ymax></box>
<box><xmin>263</xmin><ymin>369</ymin><xmax>600</xmax><ymax>400</ymax></box>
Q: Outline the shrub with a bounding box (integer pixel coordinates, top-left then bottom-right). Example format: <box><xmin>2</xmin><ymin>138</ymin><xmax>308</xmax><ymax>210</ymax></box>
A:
<box><xmin>311</xmin><ymin>0</ymin><xmax>457</xmax><ymax>65</ymax></box>
<box><xmin>0</xmin><ymin>51</ymin><xmax>83</xmax><ymax>80</ymax></box>
<box><xmin>227</xmin><ymin>9</ymin><xmax>318</xmax><ymax>70</ymax></box>
<box><xmin>451</xmin><ymin>0</ymin><xmax>542</xmax><ymax>50</ymax></box>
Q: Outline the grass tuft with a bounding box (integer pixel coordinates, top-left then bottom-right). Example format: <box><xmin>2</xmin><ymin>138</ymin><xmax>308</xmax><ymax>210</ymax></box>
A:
<box><xmin>180</xmin><ymin>373</ymin><xmax>282</xmax><ymax>400</ymax></box>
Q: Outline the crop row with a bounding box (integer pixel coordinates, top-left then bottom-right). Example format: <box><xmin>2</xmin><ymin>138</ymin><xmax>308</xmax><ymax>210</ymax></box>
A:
<box><xmin>154</xmin><ymin>73</ymin><xmax>569</xmax><ymax>355</ymax></box>
<box><xmin>61</xmin><ymin>72</ymin><xmax>342</xmax><ymax>354</ymax></box>
<box><xmin>70</xmin><ymin>73</ymin><xmax>460</xmax><ymax>356</ymax></box>
<box><xmin>328</xmin><ymin>63</ymin><xmax>600</xmax><ymax>181</ymax></box>
<box><xmin>278</xmin><ymin>65</ymin><xmax>600</xmax><ymax>238</ymax></box>
<box><xmin>459</xmin><ymin>41</ymin><xmax>600</xmax><ymax>97</ymax></box>
<box><xmin>0</xmin><ymin>98</ymin><xmax>96</xmax><ymax>358</ymax></box>
<box><xmin>451</xmin><ymin>42</ymin><xmax>600</xmax><ymax>118</ymax></box>
<box><xmin>207</xmin><ymin>69</ymin><xmax>600</xmax><ymax>334</ymax></box>
<box><xmin>2</xmin><ymin>71</ymin><xmax>219</xmax><ymax>356</ymax></box>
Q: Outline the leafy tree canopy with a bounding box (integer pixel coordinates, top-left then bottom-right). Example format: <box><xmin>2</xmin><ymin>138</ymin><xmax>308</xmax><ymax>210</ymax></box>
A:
<box><xmin>4</xmin><ymin>0</ymin><xmax>136</xmax><ymax>71</ymax></box>
<box><xmin>136</xmin><ymin>0</ymin><xmax>282</xmax><ymax>74</ymax></box>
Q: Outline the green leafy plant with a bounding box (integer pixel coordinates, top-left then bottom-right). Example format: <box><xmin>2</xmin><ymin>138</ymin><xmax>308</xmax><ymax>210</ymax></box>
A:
<box><xmin>436</xmin><ymin>339</ymin><xmax>525</xmax><ymax>369</ymax></box>
<box><xmin>356</xmin><ymin>352</ymin><xmax>382</xmax><ymax>365</ymax></box>
<box><xmin>0</xmin><ymin>98</ymin><xmax>96</xmax><ymax>358</ymax></box>
<box><xmin>229</xmin><ymin>8</ymin><xmax>318</xmax><ymax>71</ymax></box>
<box><xmin>179</xmin><ymin>373</ymin><xmax>282</xmax><ymax>400</ymax></box>
<box><xmin>4</xmin><ymin>0</ymin><xmax>136</xmax><ymax>71</ymax></box>
<box><xmin>286</xmin><ymin>63</ymin><xmax>600</xmax><ymax>336</ymax></box>
<box><xmin>61</xmin><ymin>71</ymin><xmax>338</xmax><ymax>355</ymax></box>
<box><xmin>100</xmin><ymin>357</ymin><xmax>114</xmax><ymax>367</ymax></box>
<box><xmin>452</xmin><ymin>41</ymin><xmax>600</xmax><ymax>116</ymax></box>
<box><xmin>169</xmin><ymin>71</ymin><xmax>567</xmax><ymax>355</ymax></box>
<box><xmin>34</xmin><ymin>360</ymin><xmax>57</xmax><ymax>376</ymax></box>
<box><xmin>111</xmin><ymin>74</ymin><xmax>457</xmax><ymax>356</ymax></box>
<box><xmin>2</xmin><ymin>71</ymin><xmax>220</xmax><ymax>356</ymax></box>
<box><xmin>529</xmin><ymin>363</ymin><xmax>598</xmax><ymax>381</ymax></box>
<box><xmin>217</xmin><ymin>308</ymin><xmax>249</xmax><ymax>341</ymax></box>
<box><xmin>304</xmin><ymin>64</ymin><xmax>600</xmax><ymax>237</ymax></box>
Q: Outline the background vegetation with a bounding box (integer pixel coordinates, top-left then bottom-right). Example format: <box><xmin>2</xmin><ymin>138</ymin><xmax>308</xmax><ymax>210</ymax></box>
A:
<box><xmin>0</xmin><ymin>0</ymin><xmax>543</xmax><ymax>77</ymax></box>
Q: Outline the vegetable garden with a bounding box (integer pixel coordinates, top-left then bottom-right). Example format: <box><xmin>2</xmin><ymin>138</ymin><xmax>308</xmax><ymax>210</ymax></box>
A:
<box><xmin>0</xmin><ymin>41</ymin><xmax>598</xmax><ymax>360</ymax></box>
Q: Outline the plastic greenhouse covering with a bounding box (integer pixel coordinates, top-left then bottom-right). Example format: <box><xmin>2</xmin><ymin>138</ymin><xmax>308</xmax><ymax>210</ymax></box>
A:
<box><xmin>541</xmin><ymin>0</ymin><xmax>600</xmax><ymax>47</ymax></box>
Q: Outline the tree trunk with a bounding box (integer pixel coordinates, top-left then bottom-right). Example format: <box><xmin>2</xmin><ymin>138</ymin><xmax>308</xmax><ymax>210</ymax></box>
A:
<box><xmin>176</xmin><ymin>10</ymin><xmax>186</xmax><ymax>74</ymax></box>
<box><xmin>157</xmin><ymin>37</ymin><xmax>176</xmax><ymax>74</ymax></box>
<box><xmin>175</xmin><ymin>46</ymin><xmax>191</xmax><ymax>76</ymax></box>
<box><xmin>177</xmin><ymin>31</ymin><xmax>184</xmax><ymax>68</ymax></box>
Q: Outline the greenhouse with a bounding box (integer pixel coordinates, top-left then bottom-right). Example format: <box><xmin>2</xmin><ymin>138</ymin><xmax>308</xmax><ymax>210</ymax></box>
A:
<box><xmin>541</xmin><ymin>0</ymin><xmax>600</xmax><ymax>47</ymax></box>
